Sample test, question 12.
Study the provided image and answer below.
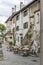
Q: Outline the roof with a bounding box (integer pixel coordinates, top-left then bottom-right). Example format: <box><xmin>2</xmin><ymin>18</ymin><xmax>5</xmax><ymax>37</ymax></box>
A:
<box><xmin>5</xmin><ymin>0</ymin><xmax>40</xmax><ymax>23</ymax></box>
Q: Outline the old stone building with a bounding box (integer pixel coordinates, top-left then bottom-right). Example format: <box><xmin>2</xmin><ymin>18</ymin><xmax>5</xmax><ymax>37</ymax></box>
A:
<box><xmin>5</xmin><ymin>0</ymin><xmax>40</xmax><ymax>48</ymax></box>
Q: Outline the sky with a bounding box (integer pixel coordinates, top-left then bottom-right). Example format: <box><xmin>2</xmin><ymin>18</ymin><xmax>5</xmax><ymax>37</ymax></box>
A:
<box><xmin>0</xmin><ymin>0</ymin><xmax>33</xmax><ymax>25</ymax></box>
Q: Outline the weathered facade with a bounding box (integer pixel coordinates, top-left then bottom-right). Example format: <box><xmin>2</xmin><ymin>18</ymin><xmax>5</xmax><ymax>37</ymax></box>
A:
<box><xmin>5</xmin><ymin>0</ymin><xmax>40</xmax><ymax>48</ymax></box>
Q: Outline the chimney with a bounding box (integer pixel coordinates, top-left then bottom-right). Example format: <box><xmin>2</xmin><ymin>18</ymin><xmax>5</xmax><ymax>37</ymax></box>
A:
<box><xmin>12</xmin><ymin>5</ymin><xmax>16</xmax><ymax>14</ymax></box>
<box><xmin>20</xmin><ymin>2</ymin><xmax>25</xmax><ymax>9</ymax></box>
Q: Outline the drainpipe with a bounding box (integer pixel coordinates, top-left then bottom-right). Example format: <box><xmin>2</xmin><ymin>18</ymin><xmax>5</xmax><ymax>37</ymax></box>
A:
<box><xmin>13</xmin><ymin>27</ymin><xmax>16</xmax><ymax>45</ymax></box>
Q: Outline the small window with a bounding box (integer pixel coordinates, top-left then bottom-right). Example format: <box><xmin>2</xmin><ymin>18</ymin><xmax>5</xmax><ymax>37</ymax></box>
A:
<box><xmin>24</xmin><ymin>10</ymin><xmax>28</xmax><ymax>16</ymax></box>
<box><xmin>16</xmin><ymin>15</ymin><xmax>19</xmax><ymax>21</ymax></box>
<box><xmin>16</xmin><ymin>26</ymin><xmax>19</xmax><ymax>31</ymax></box>
<box><xmin>37</xmin><ymin>21</ymin><xmax>39</xmax><ymax>24</ymax></box>
<box><xmin>10</xmin><ymin>37</ymin><xmax>12</xmax><ymax>39</ymax></box>
<box><xmin>23</xmin><ymin>22</ymin><xmax>28</xmax><ymax>29</ymax></box>
<box><xmin>21</xmin><ymin>37</ymin><xmax>23</xmax><ymax>43</ymax></box>
<box><xmin>18</xmin><ymin>37</ymin><xmax>19</xmax><ymax>42</ymax></box>
<box><xmin>37</xmin><ymin>13</ymin><xmax>39</xmax><ymax>24</ymax></box>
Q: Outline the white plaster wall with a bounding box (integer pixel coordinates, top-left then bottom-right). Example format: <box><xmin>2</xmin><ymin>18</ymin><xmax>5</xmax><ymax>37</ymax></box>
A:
<box><xmin>15</xmin><ymin>9</ymin><xmax>30</xmax><ymax>46</ymax></box>
<box><xmin>15</xmin><ymin>13</ymin><xmax>23</xmax><ymax>46</ymax></box>
<box><xmin>23</xmin><ymin>9</ymin><xmax>30</xmax><ymax>38</ymax></box>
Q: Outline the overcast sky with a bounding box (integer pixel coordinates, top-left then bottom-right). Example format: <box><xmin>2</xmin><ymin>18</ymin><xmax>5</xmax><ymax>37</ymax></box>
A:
<box><xmin>0</xmin><ymin>0</ymin><xmax>33</xmax><ymax>25</ymax></box>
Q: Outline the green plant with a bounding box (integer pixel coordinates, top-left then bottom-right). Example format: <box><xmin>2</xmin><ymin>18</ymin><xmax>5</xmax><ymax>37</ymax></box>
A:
<box><xmin>9</xmin><ymin>41</ymin><xmax>13</xmax><ymax>45</ymax></box>
<box><xmin>0</xmin><ymin>24</ymin><xmax>6</xmax><ymax>31</ymax></box>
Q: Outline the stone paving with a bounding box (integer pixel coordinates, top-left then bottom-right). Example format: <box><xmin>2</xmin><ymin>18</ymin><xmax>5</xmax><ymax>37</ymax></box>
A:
<box><xmin>0</xmin><ymin>44</ymin><xmax>40</xmax><ymax>65</ymax></box>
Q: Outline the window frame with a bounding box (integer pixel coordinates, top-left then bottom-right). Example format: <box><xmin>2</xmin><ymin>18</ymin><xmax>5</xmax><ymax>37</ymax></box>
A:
<box><xmin>21</xmin><ymin>36</ymin><xmax>23</xmax><ymax>43</ymax></box>
<box><xmin>16</xmin><ymin>14</ymin><xmax>19</xmax><ymax>21</ymax></box>
<box><xmin>18</xmin><ymin>37</ymin><xmax>19</xmax><ymax>42</ymax></box>
<box><xmin>23</xmin><ymin>22</ymin><xmax>28</xmax><ymax>29</ymax></box>
<box><xmin>24</xmin><ymin>10</ymin><xmax>28</xmax><ymax>17</ymax></box>
<box><xmin>16</xmin><ymin>26</ymin><xmax>19</xmax><ymax>31</ymax></box>
<box><xmin>37</xmin><ymin>13</ymin><xmax>39</xmax><ymax>24</ymax></box>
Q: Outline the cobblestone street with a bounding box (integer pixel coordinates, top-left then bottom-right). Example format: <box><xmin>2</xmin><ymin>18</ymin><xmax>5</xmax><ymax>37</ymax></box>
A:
<box><xmin>0</xmin><ymin>44</ymin><xmax>40</xmax><ymax>65</ymax></box>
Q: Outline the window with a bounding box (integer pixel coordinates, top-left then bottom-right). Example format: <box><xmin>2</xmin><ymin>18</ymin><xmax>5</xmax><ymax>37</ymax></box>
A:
<box><xmin>23</xmin><ymin>22</ymin><xmax>28</xmax><ymax>29</ymax></box>
<box><xmin>21</xmin><ymin>36</ymin><xmax>23</xmax><ymax>43</ymax></box>
<box><xmin>16</xmin><ymin>26</ymin><xmax>19</xmax><ymax>31</ymax></box>
<box><xmin>18</xmin><ymin>37</ymin><xmax>19</xmax><ymax>42</ymax></box>
<box><xmin>37</xmin><ymin>13</ymin><xmax>39</xmax><ymax>24</ymax></box>
<box><xmin>10</xmin><ymin>37</ymin><xmax>12</xmax><ymax>39</ymax></box>
<box><xmin>24</xmin><ymin>10</ymin><xmax>28</xmax><ymax>16</ymax></box>
<box><xmin>16</xmin><ymin>15</ymin><xmax>19</xmax><ymax>21</ymax></box>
